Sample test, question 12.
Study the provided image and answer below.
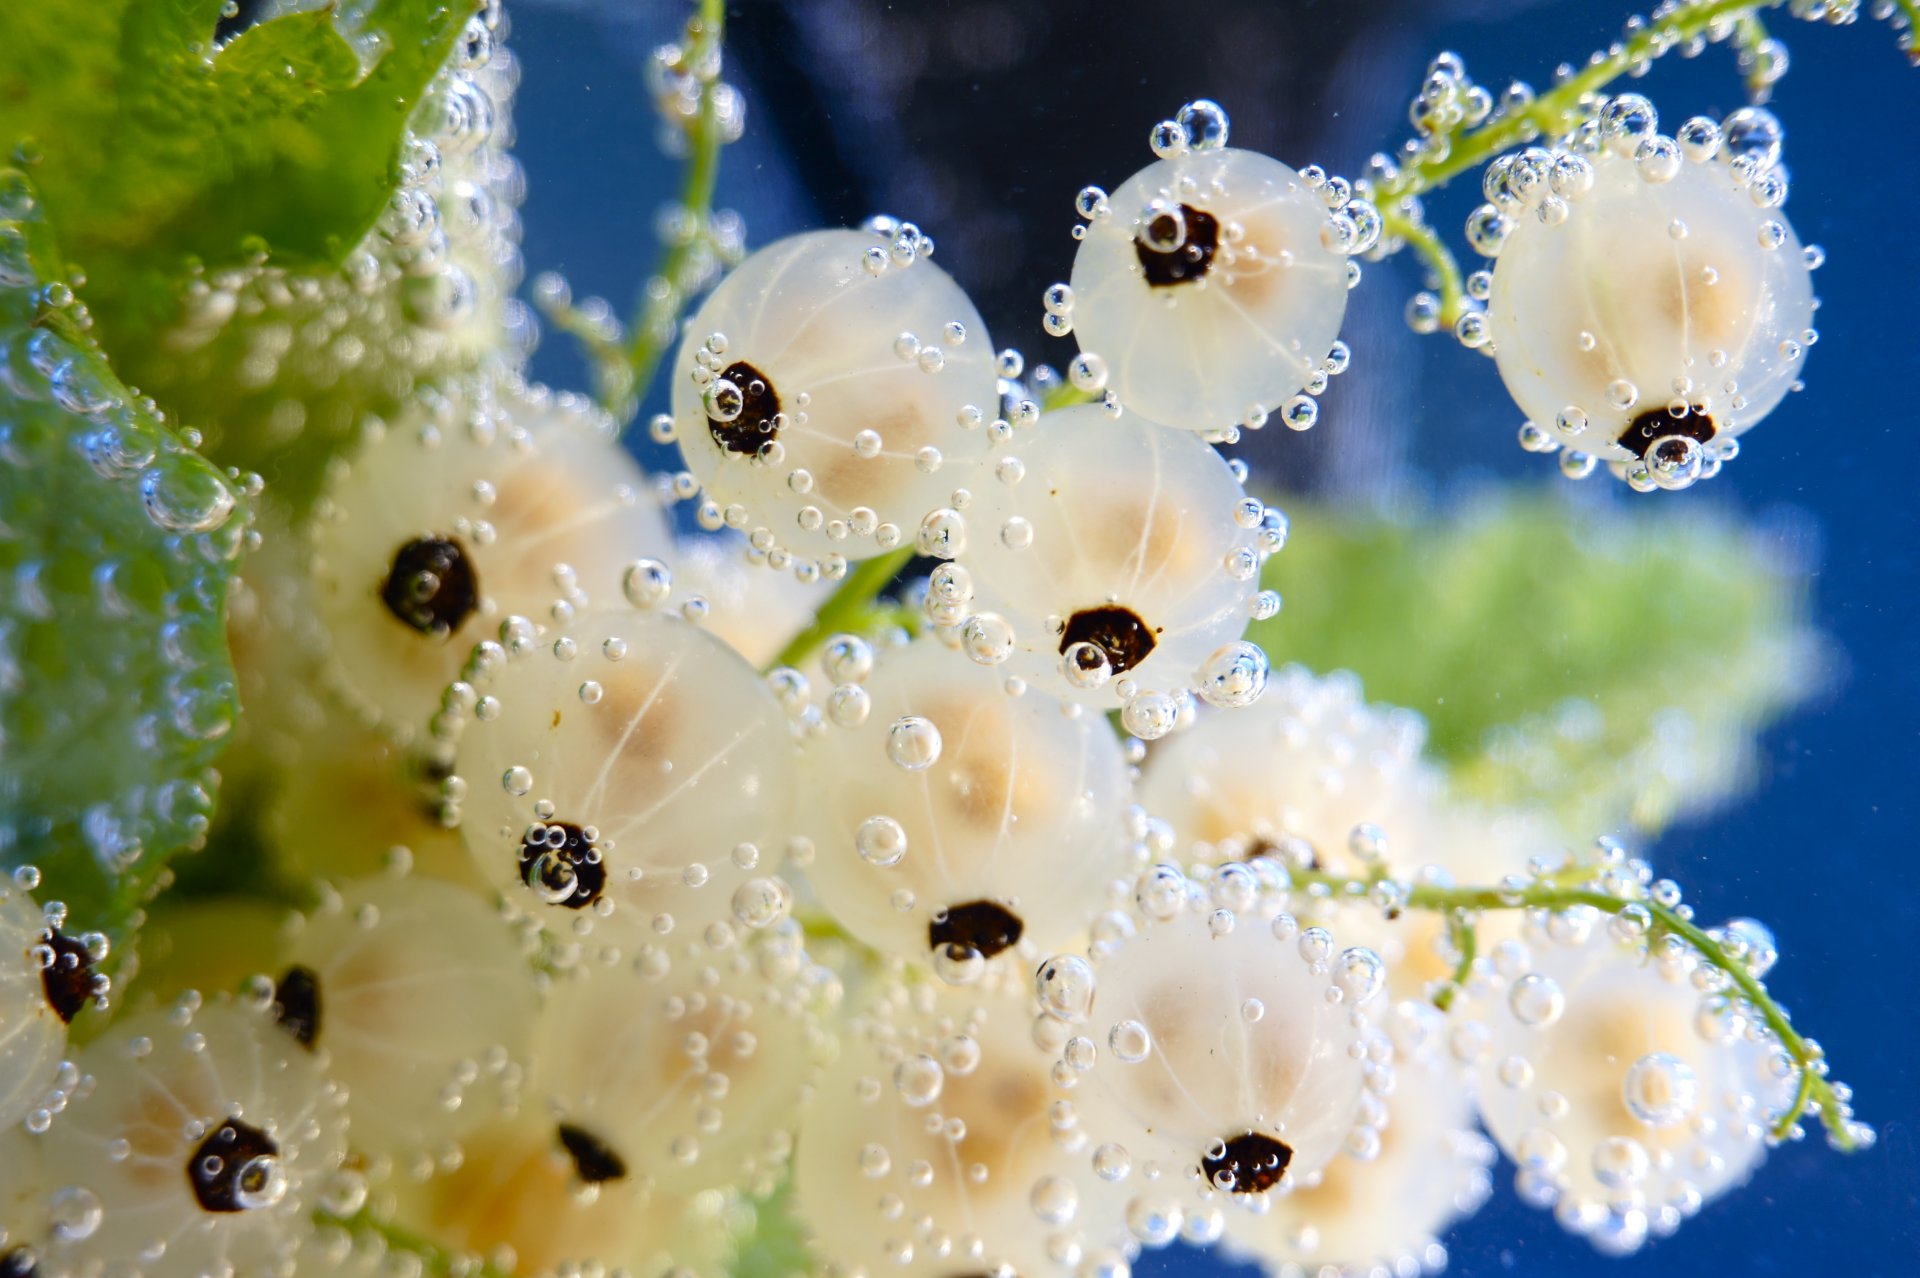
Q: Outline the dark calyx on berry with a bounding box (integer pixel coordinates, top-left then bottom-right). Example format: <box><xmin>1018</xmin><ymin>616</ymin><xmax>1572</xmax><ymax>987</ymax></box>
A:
<box><xmin>928</xmin><ymin>900</ymin><xmax>1024</xmax><ymax>959</ymax></box>
<box><xmin>271</xmin><ymin>965</ymin><xmax>322</xmax><ymax>1049</ymax></box>
<box><xmin>187</xmin><ymin>1118</ymin><xmax>280</xmax><ymax>1213</ymax></box>
<box><xmin>381</xmin><ymin>535</ymin><xmax>479</xmax><ymax>636</ymax></box>
<box><xmin>1202</xmin><ymin>1130</ymin><xmax>1294</xmax><ymax>1194</ymax></box>
<box><xmin>1059</xmin><ymin>605</ymin><xmax>1159</xmax><ymax>675</ymax></box>
<box><xmin>519</xmin><ymin>821</ymin><xmax>606</xmax><ymax>909</ymax></box>
<box><xmin>39</xmin><ymin>927</ymin><xmax>97</xmax><ymax>1025</ymax></box>
<box><xmin>707</xmin><ymin>360</ymin><xmax>782</xmax><ymax>455</ymax></box>
<box><xmin>557</xmin><ymin>1122</ymin><xmax>628</xmax><ymax>1183</ymax></box>
<box><xmin>1135</xmin><ymin>204</ymin><xmax>1220</xmax><ymax>287</ymax></box>
<box><xmin>1617</xmin><ymin>406</ymin><xmax>1715</xmax><ymax>460</ymax></box>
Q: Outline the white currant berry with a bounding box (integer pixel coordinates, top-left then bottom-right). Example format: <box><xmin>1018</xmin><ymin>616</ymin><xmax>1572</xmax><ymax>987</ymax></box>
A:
<box><xmin>1465</xmin><ymin>920</ymin><xmax>1798</xmax><ymax>1253</ymax></box>
<box><xmin>390</xmin><ymin>1114</ymin><xmax>731</xmax><ymax>1278</ymax></box>
<box><xmin>529</xmin><ymin>926</ymin><xmax>828</xmax><ymax>1195</ymax></box>
<box><xmin>1137</xmin><ymin>667</ymin><xmax>1442</xmax><ymax>876</ymax></box>
<box><xmin>671</xmin><ymin>229</ymin><xmax>998</xmax><ymax>565</ymax></box>
<box><xmin>1221</xmin><ymin>1001</ymin><xmax>1493</xmax><ymax>1276</ymax></box>
<box><xmin>797</xmin><ymin>637</ymin><xmax>1135</xmax><ymax>974</ymax></box>
<box><xmin>1068</xmin><ymin>148</ymin><xmax>1350</xmax><ymax>434</ymax></box>
<box><xmin>794</xmin><ymin>981</ymin><xmax>1132</xmax><ymax>1278</ymax></box>
<box><xmin>275</xmin><ymin>875</ymin><xmax>539</xmax><ymax>1159</ymax></box>
<box><xmin>957</xmin><ymin>404</ymin><xmax>1266</xmax><ymax>714</ymax></box>
<box><xmin>669</xmin><ymin>535</ymin><xmax>828</xmax><ymax>667</ymax></box>
<box><xmin>0</xmin><ymin>1123</ymin><xmax>49</xmax><ymax>1265</ymax></box>
<box><xmin>1487</xmin><ymin>148</ymin><xmax>1814</xmax><ymax>480</ymax></box>
<box><xmin>447</xmin><ymin>610</ymin><xmax>798</xmax><ymax>947</ymax></box>
<box><xmin>1059</xmin><ymin>874</ymin><xmax>1385</xmax><ymax>1215</ymax></box>
<box><xmin>34</xmin><ymin>1001</ymin><xmax>346</xmax><ymax>1278</ymax></box>
<box><xmin>311</xmin><ymin>376</ymin><xmax>674</xmax><ymax>741</ymax></box>
<box><xmin>261</xmin><ymin>710</ymin><xmax>480</xmax><ymax>889</ymax></box>
<box><xmin>0</xmin><ymin>886</ymin><xmax>90</xmax><ymax>1135</ymax></box>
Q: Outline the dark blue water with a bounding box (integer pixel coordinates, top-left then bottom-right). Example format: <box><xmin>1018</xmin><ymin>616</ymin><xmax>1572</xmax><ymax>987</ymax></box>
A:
<box><xmin>513</xmin><ymin>2</ymin><xmax>1919</xmax><ymax>1272</ymax></box>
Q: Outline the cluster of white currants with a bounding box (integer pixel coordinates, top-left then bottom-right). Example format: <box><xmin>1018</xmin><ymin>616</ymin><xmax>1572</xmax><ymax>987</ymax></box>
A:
<box><xmin>0</xmin><ymin>28</ymin><xmax>1849</xmax><ymax>1278</ymax></box>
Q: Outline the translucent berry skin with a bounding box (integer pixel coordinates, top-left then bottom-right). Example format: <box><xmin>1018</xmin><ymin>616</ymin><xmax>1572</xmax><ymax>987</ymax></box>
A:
<box><xmin>1137</xmin><ymin>667</ymin><xmax>1441</xmax><ymax>878</ymax></box>
<box><xmin>1063</xmin><ymin>896</ymin><xmax>1380</xmax><ymax>1213</ymax></box>
<box><xmin>1488</xmin><ymin>152</ymin><xmax>1814</xmax><ymax>462</ymax></box>
<box><xmin>281</xmin><ymin>876</ymin><xmax>539</xmax><ymax>1158</ymax></box>
<box><xmin>528</xmin><ymin>927</ymin><xmax>826</xmax><ymax>1196</ymax></box>
<box><xmin>797</xmin><ymin>638</ymin><xmax>1134</xmax><ymax>967</ymax></box>
<box><xmin>449</xmin><ymin>610</ymin><xmax>798</xmax><ymax>947</ymax></box>
<box><xmin>0</xmin><ymin>887</ymin><xmax>67</xmax><ymax>1134</ymax></box>
<box><xmin>1069</xmin><ymin>148</ymin><xmax>1349</xmax><ymax>435</ymax></box>
<box><xmin>795</xmin><ymin>982</ymin><xmax>1131</xmax><ymax>1278</ymax></box>
<box><xmin>960</xmin><ymin>404</ymin><xmax>1263</xmax><ymax>705</ymax></box>
<box><xmin>1222</xmin><ymin>1002</ymin><xmax>1493</xmax><ymax>1276</ymax></box>
<box><xmin>394</xmin><ymin>1114</ymin><xmax>729</xmax><ymax>1278</ymax></box>
<box><xmin>34</xmin><ymin>1002</ymin><xmax>346</xmax><ymax>1278</ymax></box>
<box><xmin>671</xmin><ymin>229</ymin><xmax>999</xmax><ymax>564</ymax></box>
<box><xmin>311</xmin><ymin>377</ymin><xmax>673</xmax><ymax>741</ymax></box>
<box><xmin>1466</xmin><ymin>921</ymin><xmax>1797</xmax><ymax>1252</ymax></box>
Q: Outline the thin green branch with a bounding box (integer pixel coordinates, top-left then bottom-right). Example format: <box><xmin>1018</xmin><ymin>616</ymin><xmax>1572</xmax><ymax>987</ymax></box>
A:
<box><xmin>1432</xmin><ymin>908</ymin><xmax>1478</xmax><ymax>1012</ymax></box>
<box><xmin>766</xmin><ymin>546</ymin><xmax>917</xmax><ymax>673</ymax></box>
<box><xmin>1378</xmin><ymin>0</ymin><xmax>1778</xmax><ymax>201</ymax></box>
<box><xmin>620</xmin><ymin>0</ymin><xmax>730</xmax><ymax>424</ymax></box>
<box><xmin>322</xmin><ymin>1210</ymin><xmax>515</xmax><ymax>1278</ymax></box>
<box><xmin>1041</xmin><ymin>382</ymin><xmax>1097</xmax><ymax>412</ymax></box>
<box><xmin>1380</xmin><ymin>205</ymin><xmax>1468</xmax><ymax>327</ymax></box>
<box><xmin>1731</xmin><ymin>11</ymin><xmax>1779</xmax><ymax>101</ymax></box>
<box><xmin>1292</xmin><ymin>867</ymin><xmax>1863</xmax><ymax>1151</ymax></box>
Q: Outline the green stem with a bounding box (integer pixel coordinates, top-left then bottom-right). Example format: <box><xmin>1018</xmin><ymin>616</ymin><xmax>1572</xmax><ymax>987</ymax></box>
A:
<box><xmin>620</xmin><ymin>0</ymin><xmax>730</xmax><ymax>424</ymax></box>
<box><xmin>1731</xmin><ymin>11</ymin><xmax>1778</xmax><ymax>101</ymax></box>
<box><xmin>322</xmin><ymin>1210</ymin><xmax>515</xmax><ymax>1278</ymax></box>
<box><xmin>1432</xmin><ymin>908</ymin><xmax>1478</xmax><ymax>1012</ymax></box>
<box><xmin>1379</xmin><ymin>205</ymin><xmax>1468</xmax><ymax>327</ymax></box>
<box><xmin>1293</xmin><ymin>867</ymin><xmax>1862</xmax><ymax>1151</ymax></box>
<box><xmin>1378</xmin><ymin>0</ymin><xmax>1777</xmax><ymax>201</ymax></box>
<box><xmin>766</xmin><ymin>546</ymin><xmax>917</xmax><ymax>673</ymax></box>
<box><xmin>1041</xmin><ymin>382</ymin><xmax>1097</xmax><ymax>412</ymax></box>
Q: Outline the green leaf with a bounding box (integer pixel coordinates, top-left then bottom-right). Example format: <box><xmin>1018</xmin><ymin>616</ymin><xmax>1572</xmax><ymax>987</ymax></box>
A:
<box><xmin>0</xmin><ymin>0</ymin><xmax>476</xmax><ymax>277</ymax></box>
<box><xmin>0</xmin><ymin>176</ymin><xmax>249</xmax><ymax>936</ymax></box>
<box><xmin>1253</xmin><ymin>493</ymin><xmax>1824</xmax><ymax>837</ymax></box>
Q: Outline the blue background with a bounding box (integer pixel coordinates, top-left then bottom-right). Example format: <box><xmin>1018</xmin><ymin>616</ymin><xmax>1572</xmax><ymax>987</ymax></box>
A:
<box><xmin>506</xmin><ymin>2</ymin><xmax>1918</xmax><ymax>1272</ymax></box>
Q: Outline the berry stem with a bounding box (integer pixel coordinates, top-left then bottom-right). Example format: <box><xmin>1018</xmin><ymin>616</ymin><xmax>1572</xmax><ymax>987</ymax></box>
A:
<box><xmin>766</xmin><ymin>545</ymin><xmax>918</xmax><ymax>673</ymax></box>
<box><xmin>1291</xmin><ymin>865</ymin><xmax>1865</xmax><ymax>1151</ymax></box>
<box><xmin>1377</xmin><ymin>0</ymin><xmax>1779</xmax><ymax>202</ymax></box>
<box><xmin>1379</xmin><ymin>205</ymin><xmax>1469</xmax><ymax>327</ymax></box>
<box><xmin>620</xmin><ymin>0</ymin><xmax>731</xmax><ymax>422</ymax></box>
<box><xmin>1041</xmin><ymin>382</ymin><xmax>1097</xmax><ymax>412</ymax></box>
<box><xmin>1432</xmin><ymin>907</ymin><xmax>1478</xmax><ymax>1012</ymax></box>
<box><xmin>319</xmin><ymin>1209</ymin><xmax>516</xmax><ymax>1278</ymax></box>
<box><xmin>1730</xmin><ymin>10</ymin><xmax>1780</xmax><ymax>102</ymax></box>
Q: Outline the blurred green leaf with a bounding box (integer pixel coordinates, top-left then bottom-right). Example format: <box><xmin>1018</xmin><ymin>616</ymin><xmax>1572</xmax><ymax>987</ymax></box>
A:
<box><xmin>1254</xmin><ymin>493</ymin><xmax>1824</xmax><ymax>837</ymax></box>
<box><xmin>0</xmin><ymin>179</ymin><xmax>249</xmax><ymax>935</ymax></box>
<box><xmin>0</xmin><ymin>0</ymin><xmax>475</xmax><ymax>277</ymax></box>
